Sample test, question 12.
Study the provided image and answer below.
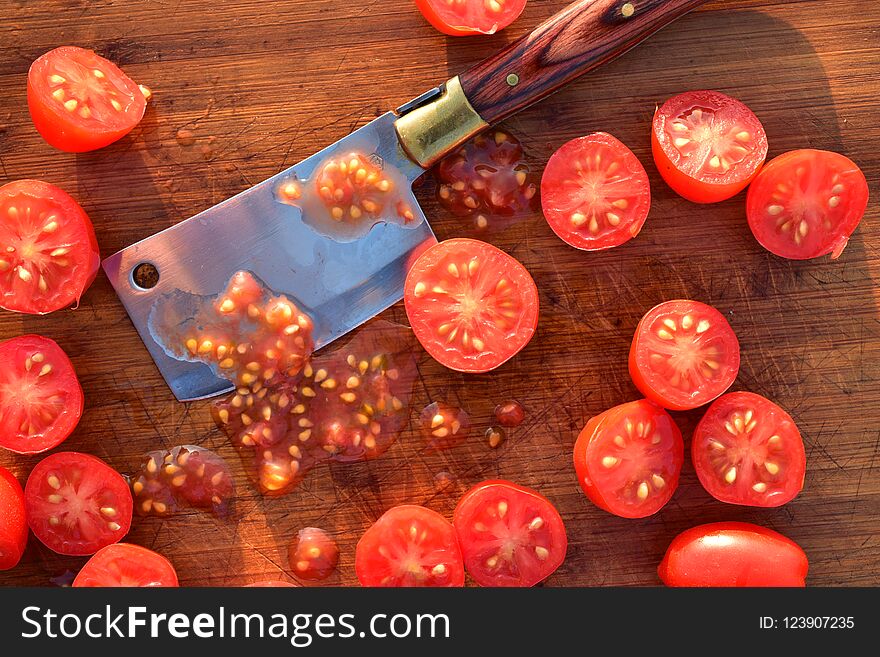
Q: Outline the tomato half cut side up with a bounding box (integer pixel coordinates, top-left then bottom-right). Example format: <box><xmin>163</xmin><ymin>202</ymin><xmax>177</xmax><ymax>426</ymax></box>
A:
<box><xmin>659</xmin><ymin>522</ymin><xmax>808</xmax><ymax>587</ymax></box>
<box><xmin>692</xmin><ymin>392</ymin><xmax>805</xmax><ymax>507</ymax></box>
<box><xmin>355</xmin><ymin>505</ymin><xmax>464</xmax><ymax>587</ymax></box>
<box><xmin>541</xmin><ymin>132</ymin><xmax>651</xmax><ymax>250</ymax></box>
<box><xmin>73</xmin><ymin>543</ymin><xmax>179</xmax><ymax>587</ymax></box>
<box><xmin>574</xmin><ymin>400</ymin><xmax>683</xmax><ymax>518</ymax></box>
<box><xmin>28</xmin><ymin>46</ymin><xmax>148</xmax><ymax>152</ymax></box>
<box><xmin>414</xmin><ymin>0</ymin><xmax>526</xmax><ymax>36</ymax></box>
<box><xmin>629</xmin><ymin>300</ymin><xmax>740</xmax><ymax>411</ymax></box>
<box><xmin>0</xmin><ymin>335</ymin><xmax>84</xmax><ymax>454</ymax></box>
<box><xmin>0</xmin><ymin>180</ymin><xmax>100</xmax><ymax>314</ymax></box>
<box><xmin>453</xmin><ymin>480</ymin><xmax>567</xmax><ymax>587</ymax></box>
<box><xmin>652</xmin><ymin>90</ymin><xmax>768</xmax><ymax>203</ymax></box>
<box><xmin>404</xmin><ymin>238</ymin><xmax>539</xmax><ymax>373</ymax></box>
<box><xmin>0</xmin><ymin>466</ymin><xmax>28</xmax><ymax>570</ymax></box>
<box><xmin>25</xmin><ymin>452</ymin><xmax>133</xmax><ymax>556</ymax></box>
<box><xmin>746</xmin><ymin>149</ymin><xmax>869</xmax><ymax>260</ymax></box>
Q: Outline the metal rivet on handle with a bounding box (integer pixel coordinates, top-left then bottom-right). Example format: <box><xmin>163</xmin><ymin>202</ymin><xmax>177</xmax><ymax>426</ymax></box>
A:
<box><xmin>506</xmin><ymin>73</ymin><xmax>520</xmax><ymax>87</ymax></box>
<box><xmin>621</xmin><ymin>2</ymin><xmax>635</xmax><ymax>17</ymax></box>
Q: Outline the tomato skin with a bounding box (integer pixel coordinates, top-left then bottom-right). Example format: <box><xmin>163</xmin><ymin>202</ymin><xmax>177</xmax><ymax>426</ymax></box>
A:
<box><xmin>574</xmin><ymin>400</ymin><xmax>683</xmax><ymax>518</ymax></box>
<box><xmin>659</xmin><ymin>522</ymin><xmax>808</xmax><ymax>587</ymax></box>
<box><xmin>73</xmin><ymin>543</ymin><xmax>179</xmax><ymax>587</ymax></box>
<box><xmin>453</xmin><ymin>480</ymin><xmax>567</xmax><ymax>587</ymax></box>
<box><xmin>0</xmin><ymin>467</ymin><xmax>28</xmax><ymax>571</ymax></box>
<box><xmin>651</xmin><ymin>91</ymin><xmax>767</xmax><ymax>203</ymax></box>
<box><xmin>0</xmin><ymin>335</ymin><xmax>84</xmax><ymax>454</ymax></box>
<box><xmin>692</xmin><ymin>392</ymin><xmax>805</xmax><ymax>508</ymax></box>
<box><xmin>746</xmin><ymin>149</ymin><xmax>869</xmax><ymax>260</ymax></box>
<box><xmin>414</xmin><ymin>0</ymin><xmax>526</xmax><ymax>36</ymax></box>
<box><xmin>28</xmin><ymin>46</ymin><xmax>147</xmax><ymax>152</ymax></box>
<box><xmin>0</xmin><ymin>180</ymin><xmax>100</xmax><ymax>315</ymax></box>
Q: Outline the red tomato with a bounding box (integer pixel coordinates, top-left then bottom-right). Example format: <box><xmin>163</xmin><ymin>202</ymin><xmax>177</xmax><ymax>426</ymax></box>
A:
<box><xmin>453</xmin><ymin>480</ymin><xmax>567</xmax><ymax>587</ymax></box>
<box><xmin>404</xmin><ymin>238</ymin><xmax>539</xmax><ymax>373</ymax></box>
<box><xmin>73</xmin><ymin>543</ymin><xmax>179</xmax><ymax>587</ymax></box>
<box><xmin>28</xmin><ymin>46</ymin><xmax>148</xmax><ymax>152</ymax></box>
<box><xmin>0</xmin><ymin>335</ymin><xmax>84</xmax><ymax>454</ymax></box>
<box><xmin>574</xmin><ymin>400</ymin><xmax>683</xmax><ymax>518</ymax></box>
<box><xmin>652</xmin><ymin>90</ymin><xmax>768</xmax><ymax>203</ymax></box>
<box><xmin>541</xmin><ymin>132</ymin><xmax>651</xmax><ymax>250</ymax></box>
<box><xmin>25</xmin><ymin>452</ymin><xmax>133</xmax><ymax>556</ymax></box>
<box><xmin>355</xmin><ymin>505</ymin><xmax>464</xmax><ymax>587</ymax></box>
<box><xmin>746</xmin><ymin>149</ymin><xmax>869</xmax><ymax>260</ymax></box>
<box><xmin>692</xmin><ymin>392</ymin><xmax>805</xmax><ymax>507</ymax></box>
<box><xmin>414</xmin><ymin>0</ymin><xmax>526</xmax><ymax>36</ymax></box>
<box><xmin>629</xmin><ymin>300</ymin><xmax>740</xmax><ymax>411</ymax></box>
<box><xmin>0</xmin><ymin>180</ymin><xmax>100</xmax><ymax>314</ymax></box>
<box><xmin>0</xmin><ymin>466</ymin><xmax>28</xmax><ymax>570</ymax></box>
<box><xmin>659</xmin><ymin>522</ymin><xmax>808</xmax><ymax>587</ymax></box>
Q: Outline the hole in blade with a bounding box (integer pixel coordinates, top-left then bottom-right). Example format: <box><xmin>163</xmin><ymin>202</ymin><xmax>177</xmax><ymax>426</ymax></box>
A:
<box><xmin>131</xmin><ymin>262</ymin><xmax>160</xmax><ymax>290</ymax></box>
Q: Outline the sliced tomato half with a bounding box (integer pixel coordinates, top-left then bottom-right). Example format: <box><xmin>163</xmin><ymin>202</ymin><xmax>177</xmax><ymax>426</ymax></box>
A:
<box><xmin>0</xmin><ymin>335</ymin><xmax>84</xmax><ymax>454</ymax></box>
<box><xmin>28</xmin><ymin>46</ymin><xmax>148</xmax><ymax>152</ymax></box>
<box><xmin>0</xmin><ymin>466</ymin><xmax>28</xmax><ymax>571</ymax></box>
<box><xmin>0</xmin><ymin>180</ymin><xmax>100</xmax><ymax>314</ymax></box>
<box><xmin>746</xmin><ymin>149</ymin><xmax>869</xmax><ymax>260</ymax></box>
<box><xmin>574</xmin><ymin>399</ymin><xmax>683</xmax><ymax>518</ymax></box>
<box><xmin>541</xmin><ymin>132</ymin><xmax>651</xmax><ymax>250</ymax></box>
<box><xmin>73</xmin><ymin>543</ymin><xmax>179</xmax><ymax>587</ymax></box>
<box><xmin>414</xmin><ymin>0</ymin><xmax>526</xmax><ymax>36</ymax></box>
<box><xmin>692</xmin><ymin>392</ymin><xmax>805</xmax><ymax>507</ymax></box>
<box><xmin>25</xmin><ymin>452</ymin><xmax>133</xmax><ymax>556</ymax></box>
<box><xmin>652</xmin><ymin>90</ymin><xmax>768</xmax><ymax>203</ymax></box>
<box><xmin>355</xmin><ymin>505</ymin><xmax>464</xmax><ymax>587</ymax></box>
<box><xmin>629</xmin><ymin>300</ymin><xmax>740</xmax><ymax>411</ymax></box>
<box><xmin>404</xmin><ymin>238</ymin><xmax>539</xmax><ymax>373</ymax></box>
<box><xmin>453</xmin><ymin>480</ymin><xmax>567</xmax><ymax>587</ymax></box>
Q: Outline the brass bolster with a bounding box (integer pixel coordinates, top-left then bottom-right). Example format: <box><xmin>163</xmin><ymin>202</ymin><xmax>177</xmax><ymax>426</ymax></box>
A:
<box><xmin>394</xmin><ymin>76</ymin><xmax>488</xmax><ymax>169</ymax></box>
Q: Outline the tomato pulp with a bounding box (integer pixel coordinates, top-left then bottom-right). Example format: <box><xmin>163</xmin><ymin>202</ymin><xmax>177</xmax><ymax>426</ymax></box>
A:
<box><xmin>73</xmin><ymin>543</ymin><xmax>179</xmax><ymax>587</ymax></box>
<box><xmin>0</xmin><ymin>467</ymin><xmax>28</xmax><ymax>570</ymax></box>
<box><xmin>414</xmin><ymin>0</ymin><xmax>527</xmax><ymax>36</ymax></box>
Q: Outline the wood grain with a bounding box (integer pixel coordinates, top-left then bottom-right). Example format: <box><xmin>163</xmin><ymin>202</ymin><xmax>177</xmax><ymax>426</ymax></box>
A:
<box><xmin>0</xmin><ymin>0</ymin><xmax>878</xmax><ymax>587</ymax></box>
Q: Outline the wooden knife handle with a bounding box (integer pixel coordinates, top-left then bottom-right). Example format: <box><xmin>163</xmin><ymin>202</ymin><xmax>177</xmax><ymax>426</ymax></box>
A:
<box><xmin>459</xmin><ymin>0</ymin><xmax>709</xmax><ymax>125</ymax></box>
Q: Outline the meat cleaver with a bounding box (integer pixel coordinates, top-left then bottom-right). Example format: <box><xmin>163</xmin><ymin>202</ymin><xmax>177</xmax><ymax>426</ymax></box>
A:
<box><xmin>103</xmin><ymin>0</ymin><xmax>708</xmax><ymax>401</ymax></box>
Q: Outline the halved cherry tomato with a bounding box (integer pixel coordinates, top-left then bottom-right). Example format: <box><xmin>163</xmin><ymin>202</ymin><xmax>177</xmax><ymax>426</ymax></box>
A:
<box><xmin>692</xmin><ymin>392</ymin><xmax>805</xmax><ymax>507</ymax></box>
<box><xmin>0</xmin><ymin>335</ymin><xmax>83</xmax><ymax>454</ymax></box>
<box><xmin>574</xmin><ymin>400</ymin><xmax>683</xmax><ymax>518</ymax></box>
<box><xmin>25</xmin><ymin>452</ymin><xmax>132</xmax><ymax>556</ymax></box>
<box><xmin>404</xmin><ymin>238</ymin><xmax>539</xmax><ymax>373</ymax></box>
<box><xmin>0</xmin><ymin>180</ymin><xmax>100</xmax><ymax>314</ymax></box>
<box><xmin>746</xmin><ymin>149</ymin><xmax>869</xmax><ymax>260</ymax></box>
<box><xmin>652</xmin><ymin>90</ymin><xmax>768</xmax><ymax>203</ymax></box>
<box><xmin>541</xmin><ymin>132</ymin><xmax>651</xmax><ymax>250</ymax></box>
<box><xmin>414</xmin><ymin>0</ymin><xmax>526</xmax><ymax>36</ymax></box>
<box><xmin>73</xmin><ymin>543</ymin><xmax>178</xmax><ymax>587</ymax></box>
<box><xmin>659</xmin><ymin>522</ymin><xmax>808</xmax><ymax>587</ymax></box>
<box><xmin>355</xmin><ymin>505</ymin><xmax>464</xmax><ymax>587</ymax></box>
<box><xmin>629</xmin><ymin>300</ymin><xmax>740</xmax><ymax>411</ymax></box>
<box><xmin>0</xmin><ymin>466</ymin><xmax>28</xmax><ymax>570</ymax></box>
<box><xmin>453</xmin><ymin>480</ymin><xmax>567</xmax><ymax>586</ymax></box>
<box><xmin>28</xmin><ymin>46</ymin><xmax>148</xmax><ymax>152</ymax></box>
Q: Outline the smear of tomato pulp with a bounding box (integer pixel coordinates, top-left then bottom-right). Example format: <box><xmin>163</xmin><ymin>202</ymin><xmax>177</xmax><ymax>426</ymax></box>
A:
<box><xmin>288</xmin><ymin>527</ymin><xmax>339</xmax><ymax>581</ymax></box>
<box><xmin>419</xmin><ymin>401</ymin><xmax>471</xmax><ymax>451</ymax></box>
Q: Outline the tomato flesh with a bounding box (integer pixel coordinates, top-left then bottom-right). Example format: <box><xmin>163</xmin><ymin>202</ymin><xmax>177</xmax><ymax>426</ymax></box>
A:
<box><xmin>355</xmin><ymin>505</ymin><xmax>464</xmax><ymax>587</ymax></box>
<box><xmin>693</xmin><ymin>392</ymin><xmax>805</xmax><ymax>507</ymax></box>
<box><xmin>28</xmin><ymin>46</ymin><xmax>147</xmax><ymax>152</ymax></box>
<box><xmin>659</xmin><ymin>522</ymin><xmax>808</xmax><ymax>587</ymax></box>
<box><xmin>0</xmin><ymin>466</ymin><xmax>28</xmax><ymax>570</ymax></box>
<box><xmin>73</xmin><ymin>543</ymin><xmax>179</xmax><ymax>587</ymax></box>
<box><xmin>0</xmin><ymin>335</ymin><xmax>83</xmax><ymax>454</ymax></box>
<box><xmin>746</xmin><ymin>149</ymin><xmax>869</xmax><ymax>260</ymax></box>
<box><xmin>541</xmin><ymin>132</ymin><xmax>651</xmax><ymax>250</ymax></box>
<box><xmin>0</xmin><ymin>180</ymin><xmax>100</xmax><ymax>314</ymax></box>
<box><xmin>454</xmin><ymin>480</ymin><xmax>567</xmax><ymax>587</ymax></box>
<box><xmin>629</xmin><ymin>300</ymin><xmax>740</xmax><ymax>411</ymax></box>
<box><xmin>652</xmin><ymin>90</ymin><xmax>767</xmax><ymax>203</ymax></box>
<box><xmin>288</xmin><ymin>527</ymin><xmax>339</xmax><ymax>581</ymax></box>
<box><xmin>415</xmin><ymin>0</ymin><xmax>526</xmax><ymax>36</ymax></box>
<box><xmin>25</xmin><ymin>452</ymin><xmax>133</xmax><ymax>556</ymax></box>
<box><xmin>404</xmin><ymin>238</ymin><xmax>539</xmax><ymax>373</ymax></box>
<box><xmin>574</xmin><ymin>400</ymin><xmax>683</xmax><ymax>518</ymax></box>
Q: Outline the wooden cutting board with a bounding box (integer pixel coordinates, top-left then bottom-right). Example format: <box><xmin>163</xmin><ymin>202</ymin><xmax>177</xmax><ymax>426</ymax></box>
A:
<box><xmin>1</xmin><ymin>0</ymin><xmax>878</xmax><ymax>587</ymax></box>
